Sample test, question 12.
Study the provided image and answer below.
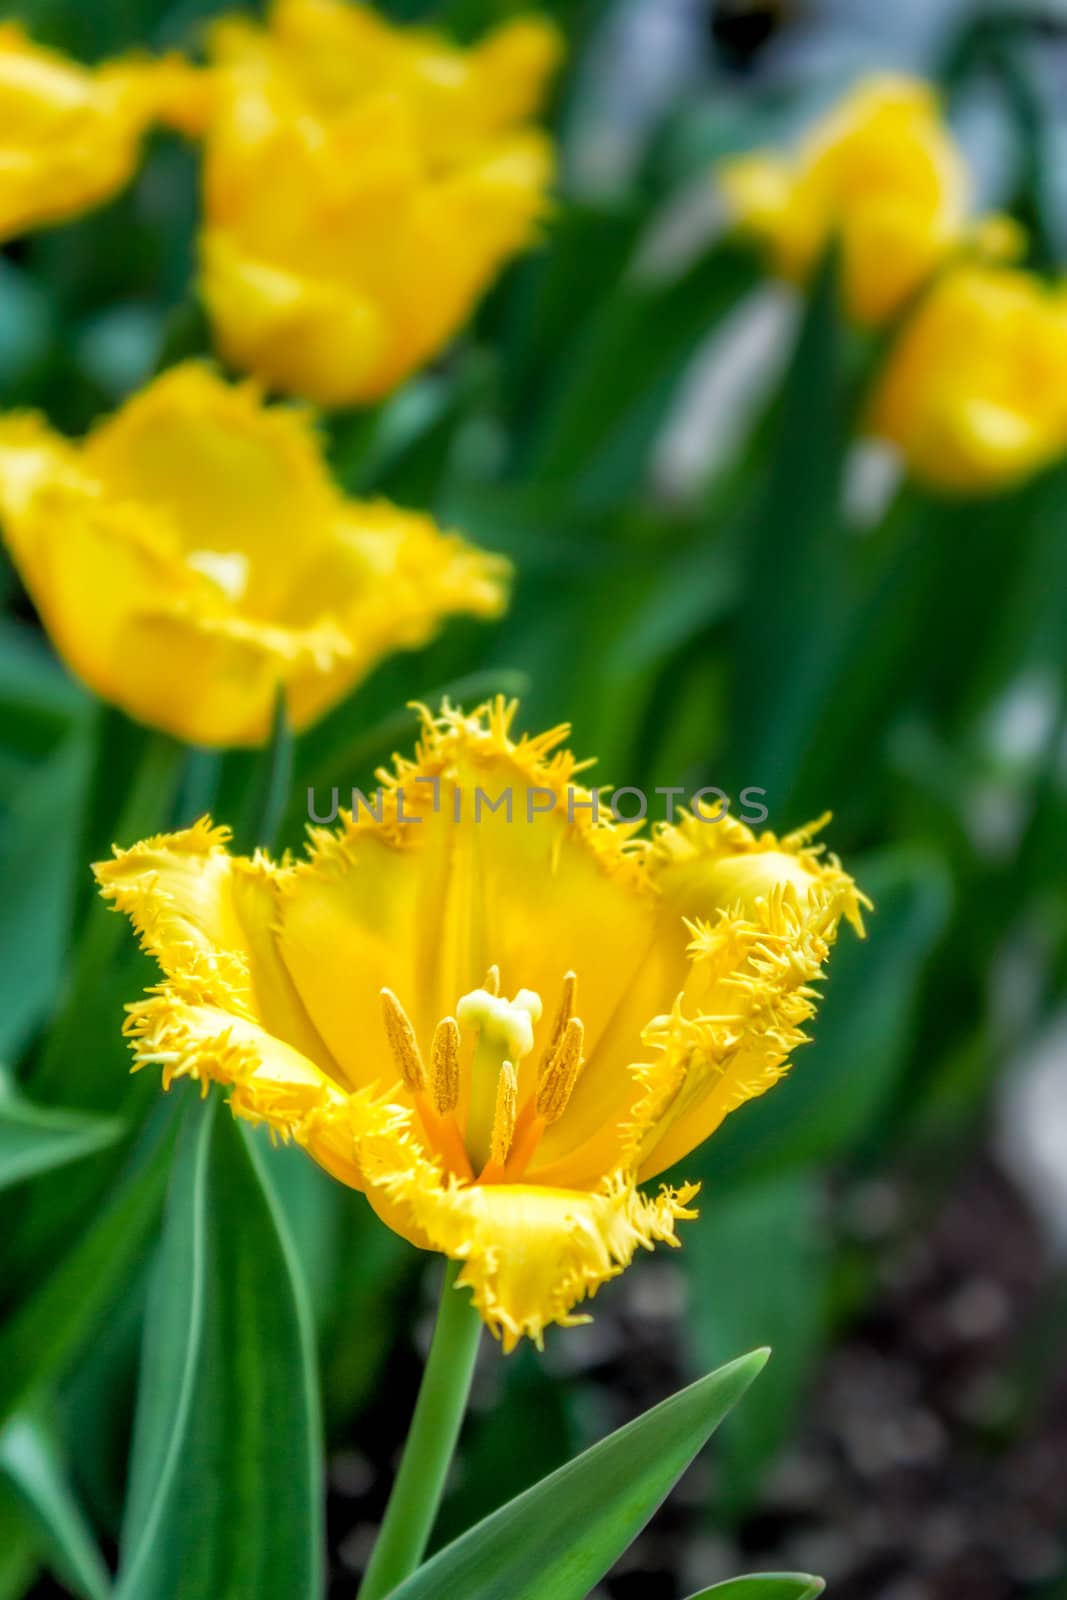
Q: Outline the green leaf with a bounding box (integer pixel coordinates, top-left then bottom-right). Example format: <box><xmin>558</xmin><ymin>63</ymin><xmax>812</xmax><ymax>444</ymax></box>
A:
<box><xmin>684</xmin><ymin>1176</ymin><xmax>828</xmax><ymax>1516</ymax></box>
<box><xmin>684</xmin><ymin>1576</ymin><xmax>825</xmax><ymax>1599</ymax></box>
<box><xmin>117</xmin><ymin>1097</ymin><xmax>322</xmax><ymax>1600</ymax></box>
<box><xmin>0</xmin><ymin>617</ymin><xmax>86</xmax><ymax>773</ymax></box>
<box><xmin>0</xmin><ymin>1105</ymin><xmax>173</xmax><ymax>1431</ymax></box>
<box><xmin>0</xmin><ymin>727</ymin><xmax>92</xmax><ymax>1062</ymax></box>
<box><xmin>0</xmin><ymin>1093</ymin><xmax>122</xmax><ymax>1194</ymax></box>
<box><xmin>0</xmin><ymin>1414</ymin><xmax>112</xmax><ymax>1600</ymax></box>
<box><xmin>233</xmin><ymin>692</ymin><xmax>293</xmax><ymax>854</ymax></box>
<box><xmin>0</xmin><ymin>1483</ymin><xmax>37</xmax><ymax>1600</ymax></box>
<box><xmin>525</xmin><ymin>244</ymin><xmax>756</xmax><ymax>510</ymax></box>
<box><xmin>384</xmin><ymin>1349</ymin><xmax>769</xmax><ymax>1600</ymax></box>
<box><xmin>0</xmin><ymin>258</ymin><xmax>54</xmax><ymax>395</ymax></box>
<box><xmin>725</xmin><ymin>250</ymin><xmax>853</xmax><ymax>805</ymax></box>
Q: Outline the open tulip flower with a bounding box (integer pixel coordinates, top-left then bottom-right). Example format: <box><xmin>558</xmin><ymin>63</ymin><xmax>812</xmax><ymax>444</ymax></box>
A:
<box><xmin>0</xmin><ymin>363</ymin><xmax>508</xmax><ymax>747</ymax></box>
<box><xmin>95</xmin><ymin>700</ymin><xmax>866</xmax><ymax>1350</ymax></box>
<box><xmin>0</xmin><ymin>21</ymin><xmax>206</xmax><ymax>241</ymax></box>
<box><xmin>718</xmin><ymin>75</ymin><xmax>1020</xmax><ymax>326</ymax></box>
<box><xmin>198</xmin><ymin>0</ymin><xmax>560</xmax><ymax>404</ymax></box>
<box><xmin>871</xmin><ymin>264</ymin><xmax>1067</xmax><ymax>493</ymax></box>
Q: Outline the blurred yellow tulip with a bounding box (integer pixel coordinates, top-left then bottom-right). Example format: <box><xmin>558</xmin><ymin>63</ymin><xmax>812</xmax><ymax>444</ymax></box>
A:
<box><xmin>198</xmin><ymin>0</ymin><xmax>562</xmax><ymax>405</ymax></box>
<box><xmin>871</xmin><ymin>265</ymin><xmax>1067</xmax><ymax>493</ymax></box>
<box><xmin>0</xmin><ymin>21</ymin><xmax>206</xmax><ymax>240</ymax></box>
<box><xmin>719</xmin><ymin>75</ymin><xmax>1021</xmax><ymax>325</ymax></box>
<box><xmin>0</xmin><ymin>363</ymin><xmax>508</xmax><ymax>746</ymax></box>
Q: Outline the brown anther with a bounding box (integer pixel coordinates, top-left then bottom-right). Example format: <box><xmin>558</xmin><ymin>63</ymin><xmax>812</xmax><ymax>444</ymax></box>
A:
<box><xmin>484</xmin><ymin>963</ymin><xmax>501</xmax><ymax>996</ymax></box>
<box><xmin>538</xmin><ymin>971</ymin><xmax>577</xmax><ymax>1076</ymax></box>
<box><xmin>430</xmin><ymin>1016</ymin><xmax>460</xmax><ymax>1115</ymax></box>
<box><xmin>489</xmin><ymin>1060</ymin><xmax>518</xmax><ymax>1165</ymax></box>
<box><xmin>536</xmin><ymin>1016</ymin><xmax>585</xmax><ymax>1124</ymax></box>
<box><xmin>380</xmin><ymin>988</ymin><xmax>426</xmax><ymax>1095</ymax></box>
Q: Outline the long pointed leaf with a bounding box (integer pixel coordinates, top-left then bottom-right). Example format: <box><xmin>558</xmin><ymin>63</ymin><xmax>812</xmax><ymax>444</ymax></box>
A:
<box><xmin>118</xmin><ymin>1099</ymin><xmax>323</xmax><ymax>1600</ymax></box>
<box><xmin>0</xmin><ymin>1108</ymin><xmax>173</xmax><ymax>1430</ymax></box>
<box><xmin>685</xmin><ymin>1577</ymin><xmax>824</xmax><ymax>1599</ymax></box>
<box><xmin>385</xmin><ymin>1348</ymin><xmax>769</xmax><ymax>1600</ymax></box>
<box><xmin>0</xmin><ymin>1095</ymin><xmax>122</xmax><ymax>1194</ymax></box>
<box><xmin>0</xmin><ymin>1415</ymin><xmax>112</xmax><ymax>1600</ymax></box>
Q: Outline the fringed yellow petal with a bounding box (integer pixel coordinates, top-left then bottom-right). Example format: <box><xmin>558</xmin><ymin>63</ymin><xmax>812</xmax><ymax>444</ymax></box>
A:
<box><xmin>631</xmin><ymin>885</ymin><xmax>843</xmax><ymax>1180</ymax></box>
<box><xmin>650</xmin><ymin>808</ymin><xmax>869</xmax><ymax>936</ymax></box>
<box><xmin>94</xmin><ymin>820</ymin><xmax>349</xmax><ymax>1085</ymax></box>
<box><xmin>365</xmin><ymin>1168</ymin><xmax>697</xmax><ymax>1352</ymax></box>
<box><xmin>123</xmin><ymin>977</ymin><xmax>429</xmax><ymax>1192</ymax></box>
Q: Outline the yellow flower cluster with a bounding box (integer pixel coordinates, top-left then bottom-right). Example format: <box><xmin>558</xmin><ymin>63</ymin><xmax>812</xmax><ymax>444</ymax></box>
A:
<box><xmin>720</xmin><ymin>75</ymin><xmax>1067</xmax><ymax>493</ymax></box>
<box><xmin>0</xmin><ymin>0</ymin><xmax>560</xmax><ymax>405</ymax></box>
<box><xmin>96</xmin><ymin>700</ymin><xmax>867</xmax><ymax>1349</ymax></box>
<box><xmin>198</xmin><ymin>0</ymin><xmax>561</xmax><ymax>404</ymax></box>
<box><xmin>0</xmin><ymin>4</ymin><xmax>563</xmax><ymax>745</ymax></box>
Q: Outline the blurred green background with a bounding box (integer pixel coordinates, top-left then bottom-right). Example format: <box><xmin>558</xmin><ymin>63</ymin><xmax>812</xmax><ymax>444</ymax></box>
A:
<box><xmin>1</xmin><ymin>1</ymin><xmax>1066</xmax><ymax>1597</ymax></box>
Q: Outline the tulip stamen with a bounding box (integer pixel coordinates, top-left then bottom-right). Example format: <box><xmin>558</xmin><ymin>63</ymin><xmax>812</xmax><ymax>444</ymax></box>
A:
<box><xmin>536</xmin><ymin>1016</ymin><xmax>585</xmax><ymax>1124</ymax></box>
<box><xmin>505</xmin><ymin>975</ymin><xmax>587</xmax><ymax>1179</ymax></box>
<box><xmin>489</xmin><ymin>1061</ymin><xmax>518</xmax><ymax>1165</ymax></box>
<box><xmin>380</xmin><ymin>987</ymin><xmax>426</xmax><ymax>1094</ymax></box>
<box><xmin>430</xmin><ymin>1016</ymin><xmax>460</xmax><ymax>1115</ymax></box>
<box><xmin>536</xmin><ymin>970</ymin><xmax>576</xmax><ymax>1077</ymax></box>
<box><xmin>382</xmin><ymin>989</ymin><xmax>472</xmax><ymax>1181</ymax></box>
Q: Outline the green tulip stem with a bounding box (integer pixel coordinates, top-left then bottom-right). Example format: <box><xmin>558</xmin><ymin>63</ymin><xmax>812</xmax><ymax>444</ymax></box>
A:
<box><xmin>357</xmin><ymin>1259</ymin><xmax>483</xmax><ymax>1600</ymax></box>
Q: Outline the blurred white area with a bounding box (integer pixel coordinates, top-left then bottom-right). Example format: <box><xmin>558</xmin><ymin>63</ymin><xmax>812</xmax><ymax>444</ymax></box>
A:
<box><xmin>765</xmin><ymin>0</ymin><xmax>974</xmax><ymax>75</ymax></box>
<box><xmin>843</xmin><ymin>440</ymin><xmax>904</xmax><ymax>532</ymax></box>
<box><xmin>567</xmin><ymin>0</ymin><xmax>709</xmax><ymax>196</ymax></box>
<box><xmin>998</xmin><ymin>1010</ymin><xmax>1067</xmax><ymax>1255</ymax></box>
<box><xmin>652</xmin><ymin>283</ymin><xmax>796</xmax><ymax>500</ymax></box>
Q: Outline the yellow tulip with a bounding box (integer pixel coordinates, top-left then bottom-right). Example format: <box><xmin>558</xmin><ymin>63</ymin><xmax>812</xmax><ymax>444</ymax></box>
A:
<box><xmin>0</xmin><ymin>21</ymin><xmax>207</xmax><ymax>240</ymax></box>
<box><xmin>870</xmin><ymin>264</ymin><xmax>1067</xmax><ymax>492</ymax></box>
<box><xmin>198</xmin><ymin>0</ymin><xmax>561</xmax><ymax>404</ymax></box>
<box><xmin>0</xmin><ymin>363</ymin><xmax>508</xmax><ymax>747</ymax></box>
<box><xmin>718</xmin><ymin>75</ymin><xmax>1020</xmax><ymax>325</ymax></box>
<box><xmin>95</xmin><ymin>700</ymin><xmax>866</xmax><ymax>1349</ymax></box>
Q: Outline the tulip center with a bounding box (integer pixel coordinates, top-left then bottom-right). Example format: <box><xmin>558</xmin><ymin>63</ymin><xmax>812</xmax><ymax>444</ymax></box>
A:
<box><xmin>186</xmin><ymin>548</ymin><xmax>250</xmax><ymax>602</ymax></box>
<box><xmin>379</xmin><ymin>969</ymin><xmax>588</xmax><ymax>1186</ymax></box>
<box><xmin>456</xmin><ymin>983</ymin><xmax>542</xmax><ymax>1172</ymax></box>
